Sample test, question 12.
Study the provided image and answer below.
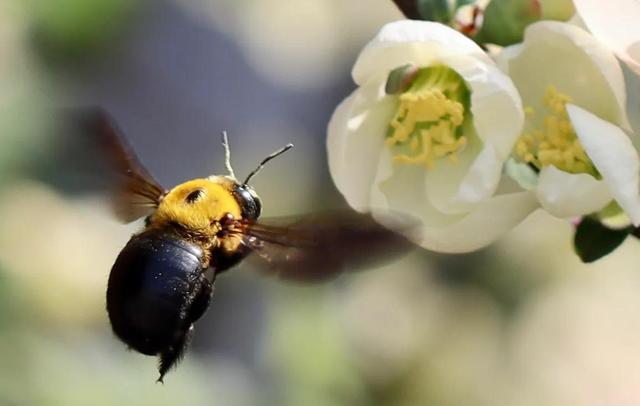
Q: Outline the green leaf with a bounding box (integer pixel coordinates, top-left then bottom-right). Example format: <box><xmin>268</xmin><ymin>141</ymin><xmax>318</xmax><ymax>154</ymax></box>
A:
<box><xmin>574</xmin><ymin>217</ymin><xmax>631</xmax><ymax>263</ymax></box>
<box><xmin>392</xmin><ymin>0</ymin><xmax>488</xmax><ymax>24</ymax></box>
<box><xmin>392</xmin><ymin>0</ymin><xmax>462</xmax><ymax>23</ymax></box>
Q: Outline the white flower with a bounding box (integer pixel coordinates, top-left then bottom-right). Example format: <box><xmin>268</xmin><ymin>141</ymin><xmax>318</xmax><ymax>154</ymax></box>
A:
<box><xmin>327</xmin><ymin>20</ymin><xmax>536</xmax><ymax>253</ymax></box>
<box><xmin>499</xmin><ymin>21</ymin><xmax>640</xmax><ymax>225</ymax></box>
<box><xmin>573</xmin><ymin>0</ymin><xmax>640</xmax><ymax>76</ymax></box>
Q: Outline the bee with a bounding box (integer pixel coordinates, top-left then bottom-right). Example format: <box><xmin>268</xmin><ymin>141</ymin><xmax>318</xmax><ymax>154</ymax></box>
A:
<box><xmin>76</xmin><ymin>109</ymin><xmax>414</xmax><ymax>382</ymax></box>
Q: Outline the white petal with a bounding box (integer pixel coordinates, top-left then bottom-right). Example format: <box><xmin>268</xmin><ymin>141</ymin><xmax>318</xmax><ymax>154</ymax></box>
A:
<box><xmin>536</xmin><ymin>165</ymin><xmax>611</xmax><ymax>218</ymax></box>
<box><xmin>369</xmin><ymin>149</ymin><xmax>538</xmax><ymax>253</ymax></box>
<box><xmin>505</xmin><ymin>21</ymin><xmax>630</xmax><ymax>130</ymax></box>
<box><xmin>425</xmin><ymin>141</ymin><xmax>502</xmax><ymax>214</ymax></box>
<box><xmin>415</xmin><ymin>191</ymin><xmax>538</xmax><ymax>253</ymax></box>
<box><xmin>443</xmin><ymin>53</ymin><xmax>524</xmax><ymax>159</ymax></box>
<box><xmin>574</xmin><ymin>0</ymin><xmax>640</xmax><ymax>76</ymax></box>
<box><xmin>623</xmin><ymin>64</ymin><xmax>640</xmax><ymax>152</ymax></box>
<box><xmin>396</xmin><ymin>53</ymin><xmax>524</xmax><ymax>215</ymax></box>
<box><xmin>456</xmin><ymin>144</ymin><xmax>503</xmax><ymax>200</ymax></box>
<box><xmin>326</xmin><ymin>75</ymin><xmax>396</xmax><ymax>211</ymax></box>
<box><xmin>327</xmin><ymin>91</ymin><xmax>357</xmax><ymax>193</ymax></box>
<box><xmin>369</xmin><ymin>148</ymin><xmax>453</xmax><ymax>231</ymax></box>
<box><xmin>379</xmin><ymin>190</ymin><xmax>539</xmax><ymax>254</ymax></box>
<box><xmin>352</xmin><ymin>20</ymin><xmax>491</xmax><ymax>85</ymax></box>
<box><xmin>369</xmin><ymin>148</ymin><xmax>426</xmax><ymax>219</ymax></box>
<box><xmin>495</xmin><ymin>43</ymin><xmax>524</xmax><ymax>74</ymax></box>
<box><xmin>567</xmin><ymin>104</ymin><xmax>640</xmax><ymax>225</ymax></box>
<box><xmin>421</xmin><ymin>54</ymin><xmax>523</xmax><ymax>214</ymax></box>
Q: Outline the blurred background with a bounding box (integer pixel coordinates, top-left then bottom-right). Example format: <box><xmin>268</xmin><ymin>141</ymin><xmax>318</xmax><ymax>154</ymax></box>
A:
<box><xmin>2</xmin><ymin>0</ymin><xmax>640</xmax><ymax>405</ymax></box>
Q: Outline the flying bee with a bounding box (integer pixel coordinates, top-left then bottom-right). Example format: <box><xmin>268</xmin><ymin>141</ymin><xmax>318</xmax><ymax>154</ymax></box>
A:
<box><xmin>74</xmin><ymin>109</ymin><xmax>415</xmax><ymax>382</ymax></box>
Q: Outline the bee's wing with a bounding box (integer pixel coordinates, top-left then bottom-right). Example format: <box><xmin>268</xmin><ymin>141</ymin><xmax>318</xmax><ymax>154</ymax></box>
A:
<box><xmin>67</xmin><ymin>108</ymin><xmax>166</xmax><ymax>222</ymax></box>
<box><xmin>238</xmin><ymin>211</ymin><xmax>418</xmax><ymax>282</ymax></box>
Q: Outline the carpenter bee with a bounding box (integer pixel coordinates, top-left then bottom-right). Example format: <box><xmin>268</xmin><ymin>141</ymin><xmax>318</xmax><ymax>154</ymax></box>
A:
<box><xmin>75</xmin><ymin>110</ymin><xmax>415</xmax><ymax>382</ymax></box>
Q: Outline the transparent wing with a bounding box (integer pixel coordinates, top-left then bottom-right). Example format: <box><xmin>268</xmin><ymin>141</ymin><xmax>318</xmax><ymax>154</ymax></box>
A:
<box><xmin>66</xmin><ymin>107</ymin><xmax>166</xmax><ymax>222</ymax></box>
<box><xmin>236</xmin><ymin>211</ymin><xmax>417</xmax><ymax>282</ymax></box>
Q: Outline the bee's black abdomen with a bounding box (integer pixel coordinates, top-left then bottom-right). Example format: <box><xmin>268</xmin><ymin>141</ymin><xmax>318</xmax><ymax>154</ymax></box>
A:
<box><xmin>106</xmin><ymin>231</ymin><xmax>211</xmax><ymax>361</ymax></box>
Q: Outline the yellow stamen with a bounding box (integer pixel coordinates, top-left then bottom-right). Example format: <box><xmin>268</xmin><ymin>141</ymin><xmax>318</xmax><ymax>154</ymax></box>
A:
<box><xmin>386</xmin><ymin>66</ymin><xmax>470</xmax><ymax>169</ymax></box>
<box><xmin>524</xmin><ymin>107</ymin><xmax>535</xmax><ymax>118</ymax></box>
<box><xmin>514</xmin><ymin>85</ymin><xmax>596</xmax><ymax>175</ymax></box>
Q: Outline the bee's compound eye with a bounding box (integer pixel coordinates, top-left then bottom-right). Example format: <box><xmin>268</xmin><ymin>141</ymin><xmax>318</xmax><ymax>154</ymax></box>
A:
<box><xmin>185</xmin><ymin>189</ymin><xmax>204</xmax><ymax>204</ymax></box>
<box><xmin>248</xmin><ymin>188</ymin><xmax>262</xmax><ymax>218</ymax></box>
<box><xmin>232</xmin><ymin>185</ymin><xmax>261</xmax><ymax>220</ymax></box>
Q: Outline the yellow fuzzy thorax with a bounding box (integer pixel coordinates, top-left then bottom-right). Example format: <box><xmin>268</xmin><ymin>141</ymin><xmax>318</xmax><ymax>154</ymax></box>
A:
<box><xmin>151</xmin><ymin>178</ymin><xmax>242</xmax><ymax>236</ymax></box>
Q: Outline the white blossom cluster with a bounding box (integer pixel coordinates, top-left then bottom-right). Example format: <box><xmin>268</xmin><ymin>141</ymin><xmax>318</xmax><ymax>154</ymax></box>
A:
<box><xmin>327</xmin><ymin>1</ymin><xmax>640</xmax><ymax>254</ymax></box>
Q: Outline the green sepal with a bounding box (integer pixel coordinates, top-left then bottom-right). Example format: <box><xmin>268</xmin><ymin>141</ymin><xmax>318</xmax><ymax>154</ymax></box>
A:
<box><xmin>416</xmin><ymin>0</ymin><xmax>455</xmax><ymax>23</ymax></box>
<box><xmin>539</xmin><ymin>0</ymin><xmax>575</xmax><ymax>20</ymax></box>
<box><xmin>574</xmin><ymin>217</ymin><xmax>632</xmax><ymax>263</ymax></box>
<box><xmin>391</xmin><ymin>0</ymin><xmax>573</xmax><ymax>47</ymax></box>
<box><xmin>385</xmin><ymin>64</ymin><xmax>420</xmax><ymax>95</ymax></box>
<box><xmin>504</xmin><ymin>158</ymin><xmax>538</xmax><ymax>190</ymax></box>
<box><xmin>474</xmin><ymin>0</ymin><xmax>541</xmax><ymax>46</ymax></box>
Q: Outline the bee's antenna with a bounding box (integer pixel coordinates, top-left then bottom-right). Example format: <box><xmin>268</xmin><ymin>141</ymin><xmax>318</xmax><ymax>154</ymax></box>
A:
<box><xmin>221</xmin><ymin>131</ymin><xmax>237</xmax><ymax>179</ymax></box>
<box><xmin>243</xmin><ymin>143</ymin><xmax>294</xmax><ymax>185</ymax></box>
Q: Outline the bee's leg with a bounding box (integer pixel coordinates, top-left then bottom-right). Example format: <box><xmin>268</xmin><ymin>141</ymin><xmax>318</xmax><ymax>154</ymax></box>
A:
<box><xmin>156</xmin><ymin>324</ymin><xmax>194</xmax><ymax>383</ymax></box>
<box><xmin>156</xmin><ymin>276</ymin><xmax>215</xmax><ymax>383</ymax></box>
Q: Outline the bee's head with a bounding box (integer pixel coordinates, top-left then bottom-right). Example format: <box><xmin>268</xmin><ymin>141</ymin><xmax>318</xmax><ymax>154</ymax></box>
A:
<box><xmin>150</xmin><ymin>134</ymin><xmax>291</xmax><ymax>230</ymax></box>
<box><xmin>216</xmin><ymin>131</ymin><xmax>292</xmax><ymax>222</ymax></box>
<box><xmin>231</xmin><ymin>182</ymin><xmax>262</xmax><ymax>221</ymax></box>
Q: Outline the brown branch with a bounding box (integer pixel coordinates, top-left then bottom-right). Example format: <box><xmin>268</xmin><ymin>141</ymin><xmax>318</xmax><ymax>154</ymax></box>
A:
<box><xmin>391</xmin><ymin>0</ymin><xmax>422</xmax><ymax>19</ymax></box>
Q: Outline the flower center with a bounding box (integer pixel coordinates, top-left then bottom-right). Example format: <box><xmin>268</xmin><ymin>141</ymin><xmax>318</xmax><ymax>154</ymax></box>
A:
<box><xmin>515</xmin><ymin>85</ymin><xmax>596</xmax><ymax>175</ymax></box>
<box><xmin>386</xmin><ymin>65</ymin><xmax>471</xmax><ymax>169</ymax></box>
